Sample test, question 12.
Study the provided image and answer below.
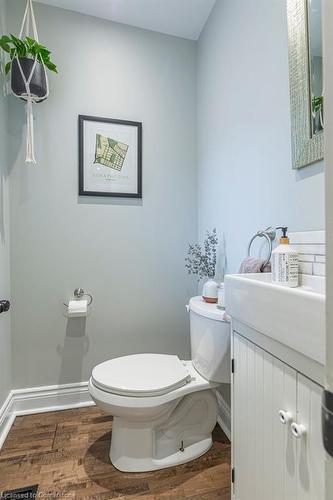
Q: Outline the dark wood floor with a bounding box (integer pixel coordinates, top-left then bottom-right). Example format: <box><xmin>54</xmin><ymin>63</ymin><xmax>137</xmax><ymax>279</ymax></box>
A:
<box><xmin>0</xmin><ymin>407</ymin><xmax>231</xmax><ymax>499</ymax></box>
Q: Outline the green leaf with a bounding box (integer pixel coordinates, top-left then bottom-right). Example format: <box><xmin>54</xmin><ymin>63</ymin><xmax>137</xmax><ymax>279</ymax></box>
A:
<box><xmin>5</xmin><ymin>61</ymin><xmax>11</xmax><ymax>75</ymax></box>
<box><xmin>26</xmin><ymin>36</ymin><xmax>37</xmax><ymax>46</ymax></box>
<box><xmin>9</xmin><ymin>34</ymin><xmax>26</xmax><ymax>56</ymax></box>
<box><xmin>44</xmin><ymin>60</ymin><xmax>57</xmax><ymax>73</ymax></box>
<box><xmin>9</xmin><ymin>33</ymin><xmax>21</xmax><ymax>43</ymax></box>
<box><xmin>39</xmin><ymin>48</ymin><xmax>51</xmax><ymax>57</ymax></box>
<box><xmin>0</xmin><ymin>43</ymin><xmax>10</xmax><ymax>53</ymax></box>
<box><xmin>0</xmin><ymin>36</ymin><xmax>11</xmax><ymax>53</ymax></box>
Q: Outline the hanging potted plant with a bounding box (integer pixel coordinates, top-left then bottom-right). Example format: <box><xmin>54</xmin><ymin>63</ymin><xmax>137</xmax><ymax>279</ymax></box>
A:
<box><xmin>0</xmin><ymin>0</ymin><xmax>57</xmax><ymax>163</ymax></box>
<box><xmin>0</xmin><ymin>34</ymin><xmax>57</xmax><ymax>100</ymax></box>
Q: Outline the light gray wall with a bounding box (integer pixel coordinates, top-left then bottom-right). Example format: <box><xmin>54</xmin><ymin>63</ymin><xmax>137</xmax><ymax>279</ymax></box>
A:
<box><xmin>197</xmin><ymin>0</ymin><xmax>325</xmax><ymax>409</ymax></box>
<box><xmin>197</xmin><ymin>0</ymin><xmax>325</xmax><ymax>274</ymax></box>
<box><xmin>7</xmin><ymin>0</ymin><xmax>323</xmax><ymax>395</ymax></box>
<box><xmin>0</xmin><ymin>0</ymin><xmax>12</xmax><ymax>407</ymax></box>
<box><xmin>7</xmin><ymin>1</ymin><xmax>197</xmax><ymax>388</ymax></box>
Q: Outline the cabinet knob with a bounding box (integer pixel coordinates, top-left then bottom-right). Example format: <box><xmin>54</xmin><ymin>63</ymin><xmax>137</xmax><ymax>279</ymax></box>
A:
<box><xmin>291</xmin><ymin>422</ymin><xmax>306</xmax><ymax>438</ymax></box>
<box><xmin>278</xmin><ymin>410</ymin><xmax>293</xmax><ymax>424</ymax></box>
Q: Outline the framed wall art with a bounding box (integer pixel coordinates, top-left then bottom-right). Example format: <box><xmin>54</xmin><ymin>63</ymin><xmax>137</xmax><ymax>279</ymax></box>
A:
<box><xmin>79</xmin><ymin>115</ymin><xmax>142</xmax><ymax>197</ymax></box>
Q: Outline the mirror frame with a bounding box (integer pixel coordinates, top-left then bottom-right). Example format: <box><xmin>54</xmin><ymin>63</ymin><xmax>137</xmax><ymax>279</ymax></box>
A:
<box><xmin>287</xmin><ymin>0</ymin><xmax>324</xmax><ymax>169</ymax></box>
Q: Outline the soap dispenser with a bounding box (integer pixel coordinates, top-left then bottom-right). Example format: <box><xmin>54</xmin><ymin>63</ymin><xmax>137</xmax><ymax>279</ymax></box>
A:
<box><xmin>272</xmin><ymin>227</ymin><xmax>299</xmax><ymax>287</ymax></box>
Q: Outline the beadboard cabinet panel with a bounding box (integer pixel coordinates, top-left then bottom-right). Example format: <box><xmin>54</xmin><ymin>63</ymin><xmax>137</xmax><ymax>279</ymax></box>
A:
<box><xmin>233</xmin><ymin>333</ymin><xmax>324</xmax><ymax>500</ymax></box>
<box><xmin>296</xmin><ymin>374</ymin><xmax>324</xmax><ymax>500</ymax></box>
<box><xmin>272</xmin><ymin>357</ymin><xmax>298</xmax><ymax>500</ymax></box>
<box><xmin>233</xmin><ymin>334</ymin><xmax>297</xmax><ymax>500</ymax></box>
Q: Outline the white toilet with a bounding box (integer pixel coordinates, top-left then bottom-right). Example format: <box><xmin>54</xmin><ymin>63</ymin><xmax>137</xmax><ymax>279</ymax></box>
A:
<box><xmin>88</xmin><ymin>296</ymin><xmax>230</xmax><ymax>472</ymax></box>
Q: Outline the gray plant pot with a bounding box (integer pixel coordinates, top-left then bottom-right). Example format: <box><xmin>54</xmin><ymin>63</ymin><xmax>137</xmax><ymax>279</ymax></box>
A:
<box><xmin>11</xmin><ymin>57</ymin><xmax>47</xmax><ymax>100</ymax></box>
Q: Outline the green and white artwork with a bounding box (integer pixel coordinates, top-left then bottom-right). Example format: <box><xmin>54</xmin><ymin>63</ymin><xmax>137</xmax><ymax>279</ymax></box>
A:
<box><xmin>79</xmin><ymin>115</ymin><xmax>142</xmax><ymax>198</ymax></box>
<box><xmin>94</xmin><ymin>134</ymin><xmax>129</xmax><ymax>171</ymax></box>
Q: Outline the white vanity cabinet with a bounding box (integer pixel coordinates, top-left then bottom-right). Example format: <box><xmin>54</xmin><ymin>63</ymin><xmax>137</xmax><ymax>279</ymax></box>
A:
<box><xmin>232</xmin><ymin>333</ymin><xmax>324</xmax><ymax>500</ymax></box>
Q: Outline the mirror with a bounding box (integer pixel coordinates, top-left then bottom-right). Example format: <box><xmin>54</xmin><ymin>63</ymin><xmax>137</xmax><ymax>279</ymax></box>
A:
<box><xmin>308</xmin><ymin>0</ymin><xmax>323</xmax><ymax>137</ymax></box>
<box><xmin>287</xmin><ymin>0</ymin><xmax>323</xmax><ymax>169</ymax></box>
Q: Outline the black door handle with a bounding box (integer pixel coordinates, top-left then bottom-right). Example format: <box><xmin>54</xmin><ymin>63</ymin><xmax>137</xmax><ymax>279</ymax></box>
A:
<box><xmin>323</xmin><ymin>390</ymin><xmax>333</xmax><ymax>457</ymax></box>
<box><xmin>0</xmin><ymin>300</ymin><xmax>10</xmax><ymax>313</ymax></box>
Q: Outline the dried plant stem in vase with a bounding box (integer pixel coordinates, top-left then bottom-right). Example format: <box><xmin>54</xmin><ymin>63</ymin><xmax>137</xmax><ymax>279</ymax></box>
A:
<box><xmin>185</xmin><ymin>229</ymin><xmax>219</xmax><ymax>303</ymax></box>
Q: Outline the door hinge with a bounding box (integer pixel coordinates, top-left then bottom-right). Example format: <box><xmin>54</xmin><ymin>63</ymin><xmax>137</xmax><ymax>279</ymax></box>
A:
<box><xmin>232</xmin><ymin>467</ymin><xmax>235</xmax><ymax>483</ymax></box>
<box><xmin>231</xmin><ymin>358</ymin><xmax>235</xmax><ymax>373</ymax></box>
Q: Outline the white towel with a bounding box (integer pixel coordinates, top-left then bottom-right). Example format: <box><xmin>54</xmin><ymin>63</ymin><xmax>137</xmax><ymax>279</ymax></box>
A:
<box><xmin>239</xmin><ymin>256</ymin><xmax>271</xmax><ymax>274</ymax></box>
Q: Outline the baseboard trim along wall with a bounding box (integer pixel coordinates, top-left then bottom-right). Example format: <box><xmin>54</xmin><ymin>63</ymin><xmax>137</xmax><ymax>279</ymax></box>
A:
<box><xmin>216</xmin><ymin>390</ymin><xmax>231</xmax><ymax>441</ymax></box>
<box><xmin>0</xmin><ymin>382</ymin><xmax>231</xmax><ymax>449</ymax></box>
<box><xmin>0</xmin><ymin>382</ymin><xmax>94</xmax><ymax>449</ymax></box>
<box><xmin>0</xmin><ymin>392</ymin><xmax>15</xmax><ymax>450</ymax></box>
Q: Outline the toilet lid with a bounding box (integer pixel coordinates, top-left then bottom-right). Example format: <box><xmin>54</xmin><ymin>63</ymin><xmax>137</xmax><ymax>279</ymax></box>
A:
<box><xmin>92</xmin><ymin>354</ymin><xmax>191</xmax><ymax>397</ymax></box>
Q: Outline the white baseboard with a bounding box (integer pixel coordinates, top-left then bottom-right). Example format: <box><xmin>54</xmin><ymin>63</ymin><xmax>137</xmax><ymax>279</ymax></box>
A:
<box><xmin>0</xmin><ymin>392</ymin><xmax>16</xmax><ymax>449</ymax></box>
<box><xmin>0</xmin><ymin>381</ymin><xmax>93</xmax><ymax>449</ymax></box>
<box><xmin>216</xmin><ymin>390</ymin><xmax>231</xmax><ymax>441</ymax></box>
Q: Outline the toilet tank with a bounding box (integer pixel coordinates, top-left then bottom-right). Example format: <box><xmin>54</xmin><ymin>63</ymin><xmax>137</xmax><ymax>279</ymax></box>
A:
<box><xmin>188</xmin><ymin>296</ymin><xmax>230</xmax><ymax>384</ymax></box>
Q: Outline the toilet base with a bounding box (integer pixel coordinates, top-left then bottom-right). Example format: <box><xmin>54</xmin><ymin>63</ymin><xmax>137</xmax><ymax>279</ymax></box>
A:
<box><xmin>111</xmin><ymin>432</ymin><xmax>212</xmax><ymax>472</ymax></box>
<box><xmin>109</xmin><ymin>389</ymin><xmax>217</xmax><ymax>472</ymax></box>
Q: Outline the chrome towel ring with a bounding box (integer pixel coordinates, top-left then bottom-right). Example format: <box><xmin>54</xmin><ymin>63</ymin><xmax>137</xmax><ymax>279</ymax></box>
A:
<box><xmin>247</xmin><ymin>227</ymin><xmax>276</xmax><ymax>269</ymax></box>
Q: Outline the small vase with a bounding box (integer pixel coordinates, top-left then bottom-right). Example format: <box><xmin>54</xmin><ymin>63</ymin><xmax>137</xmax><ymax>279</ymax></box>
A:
<box><xmin>202</xmin><ymin>277</ymin><xmax>218</xmax><ymax>304</ymax></box>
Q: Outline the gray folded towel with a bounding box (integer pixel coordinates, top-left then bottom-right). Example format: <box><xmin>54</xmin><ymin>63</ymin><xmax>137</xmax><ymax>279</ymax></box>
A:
<box><xmin>239</xmin><ymin>256</ymin><xmax>271</xmax><ymax>274</ymax></box>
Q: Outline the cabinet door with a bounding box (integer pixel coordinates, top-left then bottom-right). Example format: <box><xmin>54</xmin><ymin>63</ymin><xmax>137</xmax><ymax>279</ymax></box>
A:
<box><xmin>296</xmin><ymin>374</ymin><xmax>325</xmax><ymax>500</ymax></box>
<box><xmin>233</xmin><ymin>333</ymin><xmax>297</xmax><ymax>500</ymax></box>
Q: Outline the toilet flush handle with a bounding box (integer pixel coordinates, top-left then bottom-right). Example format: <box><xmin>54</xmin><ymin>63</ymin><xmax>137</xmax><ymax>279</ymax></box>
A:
<box><xmin>185</xmin><ymin>305</ymin><xmax>190</xmax><ymax>313</ymax></box>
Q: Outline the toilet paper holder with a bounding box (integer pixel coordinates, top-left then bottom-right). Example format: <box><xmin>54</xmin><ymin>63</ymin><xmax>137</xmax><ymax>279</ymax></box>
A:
<box><xmin>63</xmin><ymin>288</ymin><xmax>93</xmax><ymax>308</ymax></box>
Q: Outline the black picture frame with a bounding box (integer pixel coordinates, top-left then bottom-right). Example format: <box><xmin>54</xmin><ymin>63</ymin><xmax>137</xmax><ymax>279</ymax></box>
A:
<box><xmin>78</xmin><ymin>115</ymin><xmax>142</xmax><ymax>198</ymax></box>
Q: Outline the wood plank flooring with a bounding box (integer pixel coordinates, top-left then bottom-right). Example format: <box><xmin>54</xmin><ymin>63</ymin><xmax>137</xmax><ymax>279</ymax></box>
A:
<box><xmin>0</xmin><ymin>407</ymin><xmax>231</xmax><ymax>499</ymax></box>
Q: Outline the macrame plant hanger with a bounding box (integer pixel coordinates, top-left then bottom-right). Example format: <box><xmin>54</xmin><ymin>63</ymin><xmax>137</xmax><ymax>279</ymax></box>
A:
<box><xmin>11</xmin><ymin>0</ymin><xmax>49</xmax><ymax>163</ymax></box>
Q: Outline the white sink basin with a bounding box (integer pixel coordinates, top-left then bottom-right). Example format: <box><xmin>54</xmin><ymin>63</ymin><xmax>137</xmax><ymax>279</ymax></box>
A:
<box><xmin>225</xmin><ymin>273</ymin><xmax>325</xmax><ymax>365</ymax></box>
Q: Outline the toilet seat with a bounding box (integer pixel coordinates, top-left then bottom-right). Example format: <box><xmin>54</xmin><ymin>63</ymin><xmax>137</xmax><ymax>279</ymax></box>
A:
<box><xmin>89</xmin><ymin>360</ymin><xmax>216</xmax><ymax>413</ymax></box>
<box><xmin>92</xmin><ymin>353</ymin><xmax>192</xmax><ymax>397</ymax></box>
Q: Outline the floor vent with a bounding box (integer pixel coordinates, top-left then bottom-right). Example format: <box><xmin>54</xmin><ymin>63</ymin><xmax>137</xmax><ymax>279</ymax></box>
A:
<box><xmin>1</xmin><ymin>485</ymin><xmax>38</xmax><ymax>499</ymax></box>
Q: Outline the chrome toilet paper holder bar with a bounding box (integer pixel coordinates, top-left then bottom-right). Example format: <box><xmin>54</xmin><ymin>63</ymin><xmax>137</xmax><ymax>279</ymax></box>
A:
<box><xmin>63</xmin><ymin>288</ymin><xmax>93</xmax><ymax>307</ymax></box>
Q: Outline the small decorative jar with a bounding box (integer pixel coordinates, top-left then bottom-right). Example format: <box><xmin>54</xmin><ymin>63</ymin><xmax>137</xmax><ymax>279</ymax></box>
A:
<box><xmin>202</xmin><ymin>277</ymin><xmax>218</xmax><ymax>304</ymax></box>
